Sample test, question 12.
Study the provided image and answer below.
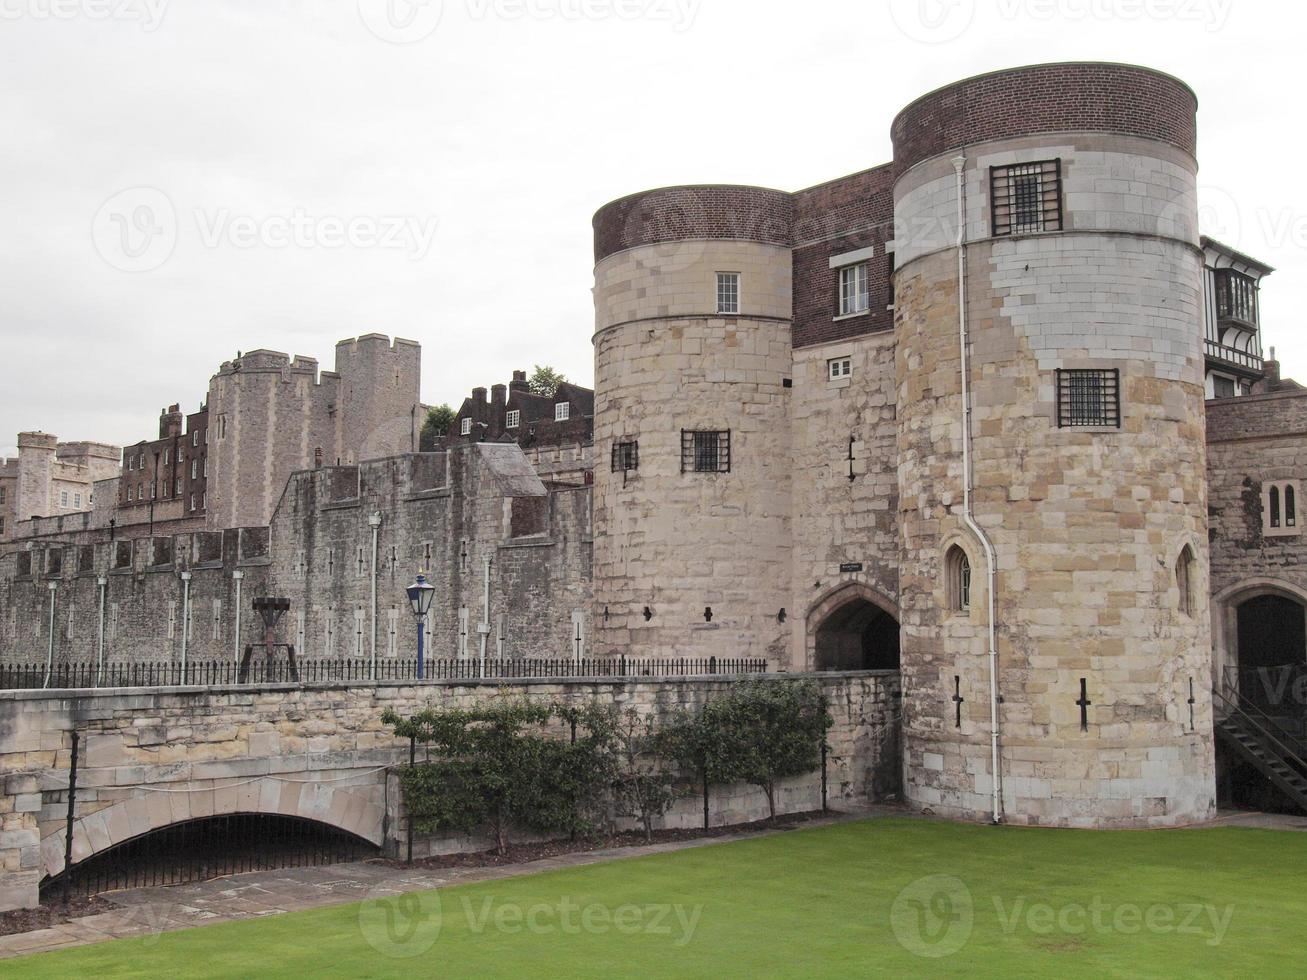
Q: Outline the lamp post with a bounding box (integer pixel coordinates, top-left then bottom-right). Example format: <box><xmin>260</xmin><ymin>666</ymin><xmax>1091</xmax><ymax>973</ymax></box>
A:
<box><xmin>96</xmin><ymin>576</ymin><xmax>108</xmax><ymax>687</ymax></box>
<box><xmin>406</xmin><ymin>573</ymin><xmax>435</xmax><ymax>680</ymax></box>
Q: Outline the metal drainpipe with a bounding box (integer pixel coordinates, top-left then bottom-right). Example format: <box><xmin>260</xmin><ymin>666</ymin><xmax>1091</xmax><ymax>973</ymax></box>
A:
<box><xmin>232</xmin><ymin>570</ymin><xmax>244</xmax><ymax>664</ymax></box>
<box><xmin>43</xmin><ymin>580</ymin><xmax>57</xmax><ymax>688</ymax></box>
<box><xmin>478</xmin><ymin>555</ymin><xmax>492</xmax><ymax>679</ymax></box>
<box><xmin>180</xmin><ymin>571</ymin><xmax>192</xmax><ymax>685</ymax></box>
<box><xmin>96</xmin><ymin>575</ymin><xmax>108</xmax><ymax>687</ymax></box>
<box><xmin>368</xmin><ymin>512</ymin><xmax>383</xmax><ymax>680</ymax></box>
<box><xmin>952</xmin><ymin>154</ymin><xmax>1004</xmax><ymax>824</ymax></box>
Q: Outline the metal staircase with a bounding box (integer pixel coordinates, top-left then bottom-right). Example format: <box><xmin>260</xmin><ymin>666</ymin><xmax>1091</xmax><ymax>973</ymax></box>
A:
<box><xmin>1213</xmin><ymin>686</ymin><xmax>1307</xmax><ymax>812</ymax></box>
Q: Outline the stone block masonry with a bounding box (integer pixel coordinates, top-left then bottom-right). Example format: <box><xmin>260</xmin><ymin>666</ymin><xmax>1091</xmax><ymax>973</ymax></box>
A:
<box><xmin>0</xmin><ymin>671</ymin><xmax>900</xmax><ymax>911</ymax></box>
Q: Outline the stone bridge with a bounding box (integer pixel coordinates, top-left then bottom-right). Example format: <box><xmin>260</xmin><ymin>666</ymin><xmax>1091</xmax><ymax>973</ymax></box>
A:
<box><xmin>0</xmin><ymin>671</ymin><xmax>900</xmax><ymax>911</ymax></box>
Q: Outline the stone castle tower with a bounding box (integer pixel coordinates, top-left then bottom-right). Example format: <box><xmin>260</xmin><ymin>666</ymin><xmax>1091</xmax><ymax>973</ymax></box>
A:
<box><xmin>891</xmin><ymin>65</ymin><xmax>1214</xmax><ymax>827</ymax></box>
<box><xmin>205</xmin><ymin>334</ymin><xmax>421</xmax><ymax>529</ymax></box>
<box><xmin>591</xmin><ymin>188</ymin><xmax>795</xmax><ymax>661</ymax></box>
<box><xmin>591</xmin><ymin>63</ymin><xmax>1217</xmax><ymax>827</ymax></box>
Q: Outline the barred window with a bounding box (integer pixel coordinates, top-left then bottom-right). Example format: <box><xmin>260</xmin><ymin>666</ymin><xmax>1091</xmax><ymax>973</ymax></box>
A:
<box><xmin>681</xmin><ymin>430</ymin><xmax>731</xmax><ymax>473</ymax></box>
<box><xmin>716</xmin><ymin>272</ymin><xmax>740</xmax><ymax>314</ymax></box>
<box><xmin>838</xmin><ymin>263</ymin><xmax>869</xmax><ymax>316</ymax></box>
<box><xmin>991</xmin><ymin>160</ymin><xmax>1062</xmax><ymax>235</ymax></box>
<box><xmin>1056</xmin><ymin>369</ymin><xmax>1120</xmax><ymax>428</ymax></box>
<box><xmin>611</xmin><ymin>440</ymin><xmax>639</xmax><ymax>472</ymax></box>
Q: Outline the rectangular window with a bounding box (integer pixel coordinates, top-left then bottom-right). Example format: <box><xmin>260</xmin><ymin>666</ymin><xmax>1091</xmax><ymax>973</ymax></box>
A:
<box><xmin>1056</xmin><ymin>369</ymin><xmax>1121</xmax><ymax>428</ymax></box>
<box><xmin>1212</xmin><ymin>375</ymin><xmax>1236</xmax><ymax>399</ymax></box>
<box><xmin>60</xmin><ymin>491</ymin><xmax>69</xmax><ymax>507</ymax></box>
<box><xmin>991</xmin><ymin>160</ymin><xmax>1063</xmax><ymax>236</ymax></box>
<box><xmin>190</xmin><ymin>460</ymin><xmax>198</xmax><ymax>479</ymax></box>
<box><xmin>716</xmin><ymin>272</ymin><xmax>740</xmax><ymax>315</ymax></box>
<box><xmin>555</xmin><ymin>402</ymin><xmax>570</xmax><ymax>422</ymax></box>
<box><xmin>190</xmin><ymin>494</ymin><xmax>196</xmax><ymax>512</ymax></box>
<box><xmin>175</xmin><ymin>478</ymin><xmax>182</xmax><ymax>494</ymax></box>
<box><xmin>838</xmin><ymin>263</ymin><xmax>870</xmax><ymax>316</ymax></box>
<box><xmin>0</xmin><ymin>487</ymin><xmax>5</xmax><ymax>504</ymax></box>
<box><xmin>505</xmin><ymin>409</ymin><xmax>520</xmax><ymax>429</ymax></box>
<box><xmin>460</xmin><ymin>417</ymin><xmax>472</xmax><ymax>436</ymax></box>
<box><xmin>1215</xmin><ymin>269</ymin><xmax>1258</xmax><ymax>325</ymax></box>
<box><xmin>611</xmin><ymin>440</ymin><xmax>639</xmax><ymax>472</ymax></box>
<box><xmin>828</xmin><ymin>357</ymin><xmax>852</xmax><ymax>381</ymax></box>
<box><xmin>163</xmin><ymin>449</ymin><xmax>169</xmax><ymax>465</ymax></box>
<box><xmin>886</xmin><ymin>252</ymin><xmax>896</xmax><ymax>309</ymax></box>
<box><xmin>203</xmin><ymin>457</ymin><xmax>208</xmax><ymax>478</ymax></box>
<box><xmin>73</xmin><ymin>494</ymin><xmax>81</xmax><ymax>508</ymax></box>
<box><xmin>681</xmin><ymin>429</ymin><xmax>731</xmax><ymax>473</ymax></box>
<box><xmin>192</xmin><ymin>432</ymin><xmax>198</xmax><ymax>447</ymax></box>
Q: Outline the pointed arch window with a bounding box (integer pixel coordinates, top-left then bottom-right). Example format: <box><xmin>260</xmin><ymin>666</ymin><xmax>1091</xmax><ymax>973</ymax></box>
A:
<box><xmin>946</xmin><ymin>545</ymin><xmax>972</xmax><ymax>613</ymax></box>
<box><xmin>1176</xmin><ymin>545</ymin><xmax>1195</xmax><ymax>617</ymax></box>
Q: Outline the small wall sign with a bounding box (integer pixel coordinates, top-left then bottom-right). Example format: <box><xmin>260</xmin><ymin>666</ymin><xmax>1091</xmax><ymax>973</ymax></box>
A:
<box><xmin>839</xmin><ymin>562</ymin><xmax>864</xmax><ymax>573</ymax></box>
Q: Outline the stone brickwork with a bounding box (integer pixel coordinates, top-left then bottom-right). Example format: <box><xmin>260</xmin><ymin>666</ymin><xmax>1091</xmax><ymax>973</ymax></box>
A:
<box><xmin>892</xmin><ymin>76</ymin><xmax>1215</xmax><ymax>826</ymax></box>
<box><xmin>206</xmin><ymin>335</ymin><xmax>421</xmax><ymax>530</ymax></box>
<box><xmin>0</xmin><ymin>670</ymin><xmax>900</xmax><ymax>911</ymax></box>
<box><xmin>270</xmin><ymin>444</ymin><xmax>592</xmax><ymax>663</ymax></box>
<box><xmin>591</xmin><ymin>238</ymin><xmax>793</xmax><ymax>662</ymax></box>
<box><xmin>1205</xmin><ymin>388</ymin><xmax>1307</xmax><ymax>682</ymax></box>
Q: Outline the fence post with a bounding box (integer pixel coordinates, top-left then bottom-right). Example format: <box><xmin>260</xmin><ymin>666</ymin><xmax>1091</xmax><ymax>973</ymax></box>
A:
<box><xmin>709</xmin><ymin>656</ymin><xmax>717</xmax><ymax>675</ymax></box>
<box><xmin>62</xmin><ymin>730</ymin><xmax>80</xmax><ymax>907</ymax></box>
<box><xmin>406</xmin><ymin>735</ymin><xmax>416</xmax><ymax>866</ymax></box>
<box><xmin>821</xmin><ymin>741</ymin><xmax>828</xmax><ymax>814</ymax></box>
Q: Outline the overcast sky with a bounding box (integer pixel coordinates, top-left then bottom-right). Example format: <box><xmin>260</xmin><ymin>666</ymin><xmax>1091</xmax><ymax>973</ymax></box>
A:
<box><xmin>1</xmin><ymin>0</ymin><xmax>1302</xmax><ymax>457</ymax></box>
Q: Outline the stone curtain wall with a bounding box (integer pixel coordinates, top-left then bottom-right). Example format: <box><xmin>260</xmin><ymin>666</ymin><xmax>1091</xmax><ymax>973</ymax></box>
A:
<box><xmin>0</xmin><ymin>529</ymin><xmax>272</xmax><ymax>667</ymax></box>
<box><xmin>0</xmin><ymin>671</ymin><xmax>900</xmax><ymax>911</ymax></box>
<box><xmin>1205</xmin><ymin>389</ymin><xmax>1307</xmax><ymax>680</ymax></box>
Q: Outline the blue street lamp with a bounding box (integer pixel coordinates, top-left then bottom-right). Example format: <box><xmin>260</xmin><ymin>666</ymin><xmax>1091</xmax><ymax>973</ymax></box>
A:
<box><xmin>406</xmin><ymin>572</ymin><xmax>436</xmax><ymax>680</ymax></box>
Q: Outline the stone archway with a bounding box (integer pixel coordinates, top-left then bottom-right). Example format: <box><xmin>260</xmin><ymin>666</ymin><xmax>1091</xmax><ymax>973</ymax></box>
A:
<box><xmin>1213</xmin><ymin>578</ymin><xmax>1307</xmax><ymax>698</ymax></box>
<box><xmin>39</xmin><ymin>776</ymin><xmax>383</xmax><ymax>881</ymax></box>
<box><xmin>806</xmin><ymin>583</ymin><xmax>900</xmax><ymax>671</ymax></box>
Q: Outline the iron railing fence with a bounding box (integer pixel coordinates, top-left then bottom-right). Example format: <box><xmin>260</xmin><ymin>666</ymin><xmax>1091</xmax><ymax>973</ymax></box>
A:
<box><xmin>1</xmin><ymin>655</ymin><xmax>770</xmax><ymax>691</ymax></box>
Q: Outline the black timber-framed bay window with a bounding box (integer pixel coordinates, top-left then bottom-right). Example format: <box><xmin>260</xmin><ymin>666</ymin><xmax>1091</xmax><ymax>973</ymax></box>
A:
<box><xmin>991</xmin><ymin>159</ymin><xmax>1063</xmax><ymax>236</ymax></box>
<box><xmin>1056</xmin><ymin>369</ymin><xmax>1121</xmax><ymax>429</ymax></box>
<box><xmin>1215</xmin><ymin>269</ymin><xmax>1258</xmax><ymax>326</ymax></box>
<box><xmin>681</xmin><ymin>429</ymin><xmax>731</xmax><ymax>473</ymax></box>
<box><xmin>611</xmin><ymin>440</ymin><xmax>639</xmax><ymax>473</ymax></box>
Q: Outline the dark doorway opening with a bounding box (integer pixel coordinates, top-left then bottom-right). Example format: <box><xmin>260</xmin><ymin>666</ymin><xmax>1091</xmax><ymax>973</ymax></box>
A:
<box><xmin>1235</xmin><ymin>594</ymin><xmax>1307</xmax><ymax>715</ymax></box>
<box><xmin>814</xmin><ymin>599</ymin><xmax>900</xmax><ymax>671</ymax></box>
<box><xmin>39</xmin><ymin>812</ymin><xmax>379</xmax><ymax>904</ymax></box>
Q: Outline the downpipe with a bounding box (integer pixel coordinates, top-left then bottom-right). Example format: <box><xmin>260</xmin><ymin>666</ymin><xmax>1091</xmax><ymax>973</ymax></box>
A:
<box><xmin>478</xmin><ymin>555</ymin><xmax>492</xmax><ymax>679</ymax></box>
<box><xmin>180</xmin><ymin>571</ymin><xmax>192</xmax><ymax>685</ymax></box>
<box><xmin>368</xmin><ymin>512</ymin><xmax>382</xmax><ymax>680</ymax></box>
<box><xmin>42</xmin><ymin>581</ymin><xmax>57</xmax><ymax>689</ymax></box>
<box><xmin>96</xmin><ymin>575</ymin><xmax>108</xmax><ymax>687</ymax></box>
<box><xmin>952</xmin><ymin>154</ymin><xmax>1004</xmax><ymax>825</ymax></box>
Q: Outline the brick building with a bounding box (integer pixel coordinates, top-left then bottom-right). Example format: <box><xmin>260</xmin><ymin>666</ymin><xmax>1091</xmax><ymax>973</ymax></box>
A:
<box><xmin>117</xmin><ymin>404</ymin><xmax>210</xmax><ymax>523</ymax></box>
<box><xmin>446</xmin><ymin>370</ymin><xmax>595</xmax><ymax>486</ymax></box>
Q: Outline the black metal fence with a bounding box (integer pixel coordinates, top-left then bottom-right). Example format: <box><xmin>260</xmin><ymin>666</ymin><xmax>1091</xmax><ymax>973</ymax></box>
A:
<box><xmin>40</xmin><ymin>812</ymin><xmax>378</xmax><ymax>903</ymax></box>
<box><xmin>1</xmin><ymin>655</ymin><xmax>770</xmax><ymax>691</ymax></box>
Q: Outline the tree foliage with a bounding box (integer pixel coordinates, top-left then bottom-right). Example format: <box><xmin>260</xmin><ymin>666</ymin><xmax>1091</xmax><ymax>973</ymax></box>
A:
<box><xmin>419</xmin><ymin>404</ymin><xmax>456</xmax><ymax>451</ymax></box>
<box><xmin>610</xmin><ymin>708</ymin><xmax>678</xmax><ymax>842</ymax></box>
<box><xmin>528</xmin><ymin>365</ymin><xmax>567</xmax><ymax>397</ymax></box>
<box><xmin>382</xmin><ymin>699</ymin><xmax>614</xmax><ymax>853</ymax></box>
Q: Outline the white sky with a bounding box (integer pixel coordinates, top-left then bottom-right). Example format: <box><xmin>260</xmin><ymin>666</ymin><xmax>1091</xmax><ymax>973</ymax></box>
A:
<box><xmin>1</xmin><ymin>0</ymin><xmax>1302</xmax><ymax>457</ymax></box>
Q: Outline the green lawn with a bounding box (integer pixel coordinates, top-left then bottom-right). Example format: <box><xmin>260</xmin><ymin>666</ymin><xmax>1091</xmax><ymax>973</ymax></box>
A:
<box><xmin>9</xmin><ymin>818</ymin><xmax>1306</xmax><ymax>978</ymax></box>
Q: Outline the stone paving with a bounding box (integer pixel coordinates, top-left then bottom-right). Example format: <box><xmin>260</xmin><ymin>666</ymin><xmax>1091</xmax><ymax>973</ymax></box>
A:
<box><xmin>2</xmin><ymin>805</ymin><xmax>1302</xmax><ymax>962</ymax></box>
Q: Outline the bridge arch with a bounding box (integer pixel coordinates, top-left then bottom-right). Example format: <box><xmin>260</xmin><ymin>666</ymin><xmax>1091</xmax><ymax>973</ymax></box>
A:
<box><xmin>39</xmin><ymin>775</ymin><xmax>383</xmax><ymax>880</ymax></box>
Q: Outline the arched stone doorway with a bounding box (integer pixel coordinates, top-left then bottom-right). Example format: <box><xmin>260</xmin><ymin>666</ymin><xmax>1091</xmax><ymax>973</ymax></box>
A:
<box><xmin>1213</xmin><ymin>579</ymin><xmax>1307</xmax><ymax>701</ymax></box>
<box><xmin>808</xmin><ymin>584</ymin><xmax>900</xmax><ymax>671</ymax></box>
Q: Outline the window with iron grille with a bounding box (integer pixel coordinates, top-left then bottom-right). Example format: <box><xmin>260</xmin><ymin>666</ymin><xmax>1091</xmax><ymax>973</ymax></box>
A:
<box><xmin>611</xmin><ymin>440</ymin><xmax>638</xmax><ymax>472</ymax></box>
<box><xmin>1056</xmin><ymin>369</ymin><xmax>1120</xmax><ymax>428</ymax></box>
<box><xmin>716</xmin><ymin>272</ymin><xmax>740</xmax><ymax>314</ymax></box>
<box><xmin>991</xmin><ymin>160</ymin><xmax>1063</xmax><ymax>236</ymax></box>
<box><xmin>681</xmin><ymin>430</ymin><xmax>731</xmax><ymax>473</ymax></box>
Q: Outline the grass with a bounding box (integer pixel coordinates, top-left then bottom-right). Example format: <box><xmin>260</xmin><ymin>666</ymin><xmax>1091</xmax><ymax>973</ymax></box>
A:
<box><xmin>8</xmin><ymin>817</ymin><xmax>1307</xmax><ymax>978</ymax></box>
